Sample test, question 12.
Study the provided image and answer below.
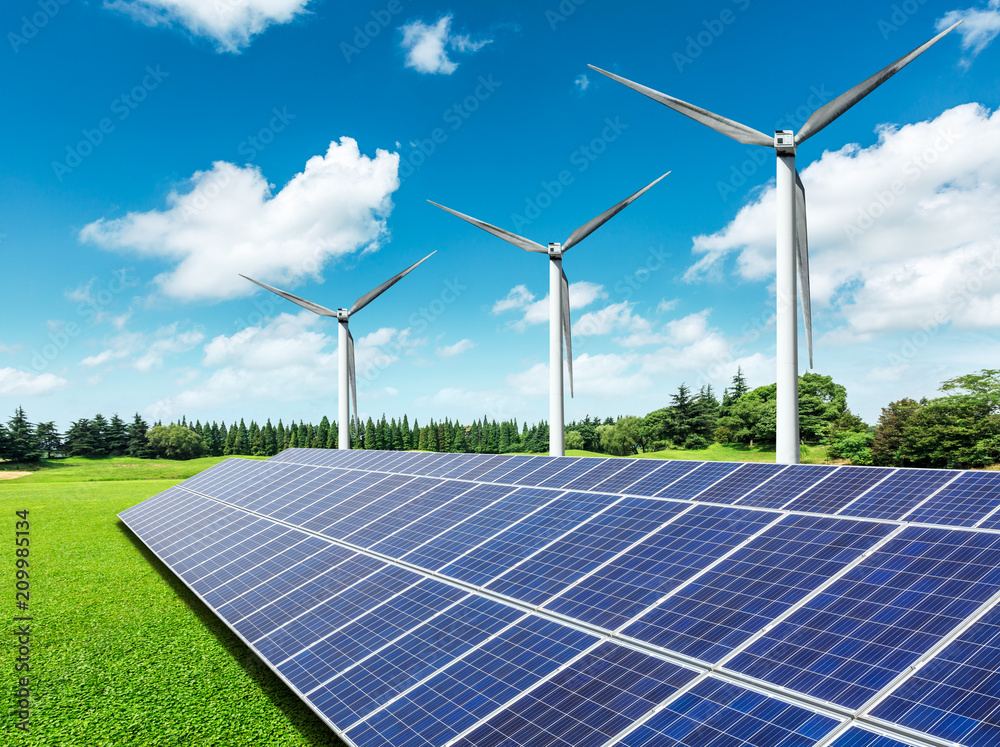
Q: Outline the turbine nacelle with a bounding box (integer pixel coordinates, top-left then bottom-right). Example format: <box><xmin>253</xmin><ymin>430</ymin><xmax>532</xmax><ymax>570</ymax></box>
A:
<box><xmin>336</xmin><ymin>309</ymin><xmax>349</xmax><ymax>322</ymax></box>
<box><xmin>548</xmin><ymin>242</ymin><xmax>563</xmax><ymax>258</ymax></box>
<box><xmin>774</xmin><ymin>130</ymin><xmax>795</xmax><ymax>155</ymax></box>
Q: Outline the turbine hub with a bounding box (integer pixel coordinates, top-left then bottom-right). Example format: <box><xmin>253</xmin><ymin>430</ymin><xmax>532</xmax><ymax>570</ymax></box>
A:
<box><xmin>774</xmin><ymin>130</ymin><xmax>796</xmax><ymax>154</ymax></box>
<box><xmin>548</xmin><ymin>242</ymin><xmax>563</xmax><ymax>258</ymax></box>
<box><xmin>337</xmin><ymin>309</ymin><xmax>349</xmax><ymax>322</ymax></box>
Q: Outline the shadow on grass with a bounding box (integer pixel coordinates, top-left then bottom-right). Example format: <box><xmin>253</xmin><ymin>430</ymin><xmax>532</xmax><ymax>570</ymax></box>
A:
<box><xmin>119</xmin><ymin>522</ymin><xmax>346</xmax><ymax>747</ymax></box>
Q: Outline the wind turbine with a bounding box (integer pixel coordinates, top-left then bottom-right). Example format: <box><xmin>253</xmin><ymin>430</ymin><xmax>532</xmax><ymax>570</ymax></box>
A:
<box><xmin>240</xmin><ymin>251</ymin><xmax>435</xmax><ymax>450</ymax></box>
<box><xmin>429</xmin><ymin>173</ymin><xmax>668</xmax><ymax>456</ymax></box>
<box><xmin>589</xmin><ymin>21</ymin><xmax>960</xmax><ymax>464</ymax></box>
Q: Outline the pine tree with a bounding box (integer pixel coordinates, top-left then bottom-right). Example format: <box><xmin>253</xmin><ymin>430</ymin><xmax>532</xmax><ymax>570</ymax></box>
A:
<box><xmin>400</xmin><ymin>414</ymin><xmax>411</xmax><ymax>450</ymax></box>
<box><xmin>364</xmin><ymin>417</ymin><xmax>376</xmax><ymax>449</ymax></box>
<box><xmin>127</xmin><ymin>414</ymin><xmax>152</xmax><ymax>458</ymax></box>
<box><xmin>317</xmin><ymin>416</ymin><xmax>330</xmax><ymax>450</ymax></box>
<box><xmin>224</xmin><ymin>421</ymin><xmax>238</xmax><ymax>455</ymax></box>
<box><xmin>6</xmin><ymin>407</ymin><xmax>40</xmax><ymax>462</ymax></box>
<box><xmin>105</xmin><ymin>414</ymin><xmax>128</xmax><ymax>456</ymax></box>
<box><xmin>417</xmin><ymin>425</ymin><xmax>427</xmax><ymax>451</ymax></box>
<box><xmin>90</xmin><ymin>414</ymin><xmax>110</xmax><ymax>458</ymax></box>
<box><xmin>34</xmin><ymin>421</ymin><xmax>62</xmax><ymax>458</ymax></box>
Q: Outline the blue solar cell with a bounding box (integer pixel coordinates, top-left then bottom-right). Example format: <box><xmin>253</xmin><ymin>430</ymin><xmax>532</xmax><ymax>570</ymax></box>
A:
<box><xmin>229</xmin><ymin>551</ymin><xmax>385</xmax><ymax>642</ymax></box>
<box><xmin>439</xmin><ymin>492</ymin><xmax>620</xmax><ymax>587</ymax></box>
<box><xmin>549</xmin><ymin>505</ymin><xmax>781</xmax><ymax>632</ymax></box>
<box><xmin>453</xmin><ymin>642</ymin><xmax>698</xmax><ymax>747</ymax></box>
<box><xmin>188</xmin><ymin>526</ymin><xmax>302</xmax><ymax>591</ymax></box>
<box><xmin>838</xmin><ymin>469</ymin><xmax>958</xmax><ymax>522</ymax></box>
<box><xmin>589</xmin><ymin>458</ymin><xmax>665</xmax><ymax>493</ymax></box>
<box><xmin>738</xmin><ymin>465</ymin><xmax>839</xmax><ymax>509</ymax></box>
<box><xmin>783</xmin><ymin>467</ymin><xmax>894</xmax><ymax>515</ymax></box>
<box><xmin>613</xmin><ymin>676</ymin><xmax>839</xmax><ymax>747</ymax></box>
<box><xmin>277</xmin><ymin>577</ymin><xmax>468</xmax><ymax>697</ymax></box>
<box><xmin>402</xmin><ymin>452</ymin><xmax>453</xmax><ymax>476</ymax></box>
<box><xmin>485</xmin><ymin>496</ymin><xmax>689</xmax><ymax>606</ymax></box>
<box><xmin>620</xmin><ymin>515</ymin><xmax>895</xmax><ymax>662</ymax></box>
<box><xmin>490</xmin><ymin>455</ymin><xmax>551</xmax><ymax>484</ymax></box>
<box><xmin>173</xmin><ymin>457</ymin><xmax>248</xmax><ymax>492</ymax></box>
<box><xmin>512</xmin><ymin>456</ymin><xmax>580</xmax><ymax>486</ymax></box>
<box><xmin>451</xmin><ymin>454</ymin><xmax>513</xmax><ymax>482</ymax></box>
<box><xmin>272</xmin><ymin>470</ymin><xmax>385</xmax><ymax>524</ymax></box>
<box><xmin>725</xmin><ymin>526</ymin><xmax>1000</xmax><ymax>709</ymax></box>
<box><xmin>118</xmin><ymin>486</ymin><xmax>194</xmax><ymax>531</ymax></box>
<box><xmin>370</xmin><ymin>483</ymin><xmax>518</xmax><ymax>559</ymax></box>
<box><xmin>315</xmin><ymin>476</ymin><xmax>442</xmax><ymax>537</ymax></box>
<box><xmin>227</xmin><ymin>464</ymin><xmax>321</xmax><ymax>510</ymax></box>
<box><xmin>560</xmin><ymin>458</ymin><xmax>632</xmax><ymax>491</ymax></box>
<box><xmin>476</xmin><ymin>455</ymin><xmax>537</xmax><ymax>483</ymax></box>
<box><xmin>346</xmin><ymin>616</ymin><xmax>597</xmax><ymax>747</ymax></box>
<box><xmin>420</xmin><ymin>452</ymin><xmax>468</xmax><ymax>477</ymax></box>
<box><xmin>536</xmin><ymin>458</ymin><xmax>605</xmax><ymax>489</ymax></box>
<box><xmin>308</xmin><ymin>594</ymin><xmax>523</xmax><ymax>730</ymax></box>
<box><xmin>655</xmin><ymin>462</ymin><xmax>744</xmax><ymax>501</ymax></box>
<box><xmin>903</xmin><ymin>471</ymin><xmax>1000</xmax><ymax>527</ymax></box>
<box><xmin>251</xmin><ymin>563</ymin><xmax>422</xmax><ymax>663</ymax></box>
<box><xmin>435</xmin><ymin>453</ymin><xmax>483</xmax><ymax>478</ymax></box>
<box><xmin>870</xmin><ymin>601</ymin><xmax>1000</xmax><ymax>747</ymax></box>
<box><xmin>344</xmin><ymin>480</ymin><xmax>474</xmax><ymax>548</ymax></box>
<box><xmin>621</xmin><ymin>460</ymin><xmax>704</xmax><ymax>497</ymax></box>
<box><xmin>296</xmin><ymin>474</ymin><xmax>416</xmax><ymax>534</ymax></box>
<box><xmin>695</xmin><ymin>463</ymin><xmax>788</xmax><ymax>504</ymax></box>
<box><xmin>827</xmin><ymin>728</ymin><xmax>915</xmax><ymax>747</ymax></box>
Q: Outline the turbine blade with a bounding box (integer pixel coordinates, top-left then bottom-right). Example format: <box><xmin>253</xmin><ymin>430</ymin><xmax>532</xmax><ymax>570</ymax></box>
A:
<box><xmin>561</xmin><ymin>266</ymin><xmax>574</xmax><ymax>398</ymax></box>
<box><xmin>563</xmin><ymin>172</ymin><xmax>670</xmax><ymax>251</ymax></box>
<box><xmin>240</xmin><ymin>274</ymin><xmax>338</xmax><ymax>317</ymax></box>
<box><xmin>587</xmin><ymin>65</ymin><xmax>773</xmax><ymax>147</ymax></box>
<box><xmin>428</xmin><ymin>200</ymin><xmax>547</xmax><ymax>253</ymax></box>
<box><xmin>796</xmin><ymin>21</ymin><xmax>962</xmax><ymax>145</ymax></box>
<box><xmin>347</xmin><ymin>327</ymin><xmax>358</xmax><ymax>433</ymax></box>
<box><xmin>794</xmin><ymin>169</ymin><xmax>813</xmax><ymax>369</ymax></box>
<box><xmin>349</xmin><ymin>251</ymin><xmax>436</xmax><ymax>316</ymax></box>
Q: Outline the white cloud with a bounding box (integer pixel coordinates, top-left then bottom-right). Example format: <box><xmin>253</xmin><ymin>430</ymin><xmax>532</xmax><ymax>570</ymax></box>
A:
<box><xmin>437</xmin><ymin>339</ymin><xmax>476</xmax><ymax>357</ymax></box>
<box><xmin>0</xmin><ymin>368</ymin><xmax>69</xmax><ymax>396</ymax></box>
<box><xmin>574</xmin><ymin>74</ymin><xmax>590</xmax><ymax>92</ymax></box>
<box><xmin>0</xmin><ymin>343</ymin><xmax>22</xmax><ymax>356</ymax></box>
<box><xmin>147</xmin><ymin>313</ymin><xmax>417</xmax><ymax>419</ymax></box>
<box><xmin>656</xmin><ymin>298</ymin><xmax>679</xmax><ymax>314</ymax></box>
<box><xmin>937</xmin><ymin>0</ymin><xmax>1000</xmax><ymax>67</ymax></box>
<box><xmin>80</xmin><ymin>324</ymin><xmax>204</xmax><ymax>371</ymax></box>
<box><xmin>399</xmin><ymin>14</ymin><xmax>491</xmax><ymax>74</ymax></box>
<box><xmin>79</xmin><ymin>138</ymin><xmax>399</xmax><ymax>303</ymax></box>
<box><xmin>685</xmin><ymin>104</ymin><xmax>1000</xmax><ymax>346</ymax></box>
<box><xmin>106</xmin><ymin>0</ymin><xmax>312</xmax><ymax>53</ymax></box>
<box><xmin>492</xmin><ymin>285</ymin><xmax>535</xmax><ymax>314</ymax></box>
<box><xmin>494</xmin><ymin>281</ymin><xmax>607</xmax><ymax>331</ymax></box>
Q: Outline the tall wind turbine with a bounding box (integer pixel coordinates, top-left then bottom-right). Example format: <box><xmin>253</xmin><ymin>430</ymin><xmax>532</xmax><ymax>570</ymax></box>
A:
<box><xmin>240</xmin><ymin>251</ymin><xmax>435</xmax><ymax>450</ymax></box>
<box><xmin>429</xmin><ymin>173</ymin><xmax>668</xmax><ymax>456</ymax></box>
<box><xmin>590</xmin><ymin>22</ymin><xmax>960</xmax><ymax>464</ymax></box>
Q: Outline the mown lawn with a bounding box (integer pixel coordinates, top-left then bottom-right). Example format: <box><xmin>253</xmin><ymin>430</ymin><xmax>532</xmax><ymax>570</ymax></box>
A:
<box><xmin>568</xmin><ymin>442</ymin><xmax>832</xmax><ymax>463</ymax></box>
<box><xmin>0</xmin><ymin>457</ymin><xmax>344</xmax><ymax>747</ymax></box>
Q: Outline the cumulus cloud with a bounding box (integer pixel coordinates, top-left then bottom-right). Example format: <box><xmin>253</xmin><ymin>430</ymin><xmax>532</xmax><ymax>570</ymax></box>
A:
<box><xmin>0</xmin><ymin>368</ymin><xmax>69</xmax><ymax>396</ymax></box>
<box><xmin>81</xmin><ymin>324</ymin><xmax>205</xmax><ymax>372</ymax></box>
<box><xmin>684</xmin><ymin>104</ymin><xmax>1000</xmax><ymax>346</ymax></box>
<box><xmin>493</xmin><ymin>281</ymin><xmax>607</xmax><ymax>330</ymax></box>
<box><xmin>399</xmin><ymin>14</ymin><xmax>491</xmax><ymax>74</ymax></box>
<box><xmin>106</xmin><ymin>0</ymin><xmax>312</xmax><ymax>53</ymax></box>
<box><xmin>574</xmin><ymin>74</ymin><xmax>590</xmax><ymax>92</ymax></box>
<box><xmin>147</xmin><ymin>312</ymin><xmax>416</xmax><ymax>418</ymax></box>
<box><xmin>436</xmin><ymin>339</ymin><xmax>476</xmax><ymax>357</ymax></box>
<box><xmin>79</xmin><ymin>138</ymin><xmax>399</xmax><ymax>303</ymax></box>
<box><xmin>937</xmin><ymin>0</ymin><xmax>1000</xmax><ymax>67</ymax></box>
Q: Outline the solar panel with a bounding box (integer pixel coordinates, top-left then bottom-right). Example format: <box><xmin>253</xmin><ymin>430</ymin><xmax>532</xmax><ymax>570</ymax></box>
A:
<box><xmin>120</xmin><ymin>448</ymin><xmax>1000</xmax><ymax>747</ymax></box>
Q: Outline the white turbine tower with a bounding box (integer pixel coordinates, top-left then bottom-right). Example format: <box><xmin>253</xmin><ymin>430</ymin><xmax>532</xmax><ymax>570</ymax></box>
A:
<box><xmin>429</xmin><ymin>173</ymin><xmax>668</xmax><ymax>456</ymax></box>
<box><xmin>240</xmin><ymin>251</ymin><xmax>435</xmax><ymax>450</ymax></box>
<box><xmin>590</xmin><ymin>21</ymin><xmax>960</xmax><ymax>465</ymax></box>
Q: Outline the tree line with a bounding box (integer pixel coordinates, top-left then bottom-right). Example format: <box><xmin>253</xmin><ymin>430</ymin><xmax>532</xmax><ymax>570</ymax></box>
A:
<box><xmin>2</xmin><ymin>368</ymin><xmax>997</xmax><ymax>469</ymax></box>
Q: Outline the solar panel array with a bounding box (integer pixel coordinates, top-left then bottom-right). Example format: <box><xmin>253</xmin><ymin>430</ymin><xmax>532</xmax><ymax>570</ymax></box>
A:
<box><xmin>119</xmin><ymin>448</ymin><xmax>1000</xmax><ymax>747</ymax></box>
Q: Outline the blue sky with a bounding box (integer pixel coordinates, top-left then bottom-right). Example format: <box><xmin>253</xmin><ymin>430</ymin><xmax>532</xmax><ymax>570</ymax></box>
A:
<box><xmin>2</xmin><ymin>0</ymin><xmax>999</xmax><ymax>431</ymax></box>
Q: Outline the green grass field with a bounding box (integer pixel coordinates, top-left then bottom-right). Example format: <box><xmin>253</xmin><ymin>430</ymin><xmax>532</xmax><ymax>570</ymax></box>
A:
<box><xmin>0</xmin><ymin>445</ymin><xmax>831</xmax><ymax>745</ymax></box>
<box><xmin>568</xmin><ymin>442</ymin><xmax>831</xmax><ymax>463</ymax></box>
<box><xmin>0</xmin><ymin>456</ymin><xmax>344</xmax><ymax>747</ymax></box>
